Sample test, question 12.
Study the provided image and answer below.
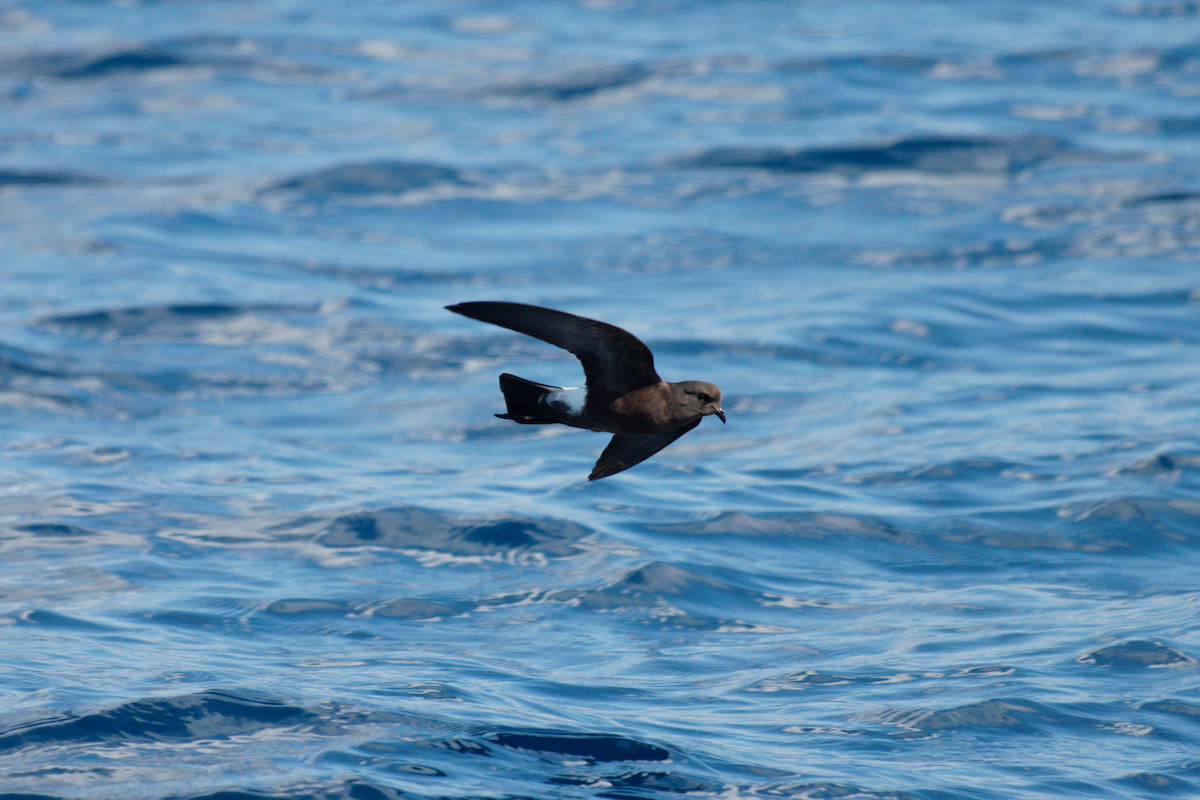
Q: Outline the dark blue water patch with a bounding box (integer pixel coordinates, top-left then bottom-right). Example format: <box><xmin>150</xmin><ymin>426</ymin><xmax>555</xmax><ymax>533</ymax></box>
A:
<box><xmin>360</xmin><ymin>727</ymin><xmax>716</xmax><ymax>800</ymax></box>
<box><xmin>0</xmin><ymin>344</ymin><xmax>99</xmax><ymax>410</ymax></box>
<box><xmin>0</xmin><ymin>48</ymin><xmax>170</xmax><ymax>80</ymax></box>
<box><xmin>0</xmin><ymin>691</ymin><xmax>315</xmax><ymax>752</ymax></box>
<box><xmin>778</xmin><ymin>53</ymin><xmax>939</xmax><ymax>76</ymax></box>
<box><xmin>483</xmin><ymin>729</ymin><xmax>670</xmax><ymax>762</ymax></box>
<box><xmin>1151</xmin><ymin>116</ymin><xmax>1200</xmax><ymax>135</ymax></box>
<box><xmin>668</xmin><ymin>134</ymin><xmax>1103</xmax><ymax>178</ymax></box>
<box><xmin>0</xmin><ymin>344</ymin><xmax>71</xmax><ymax>381</ymax></box>
<box><xmin>262</xmin><ymin>162</ymin><xmax>472</xmax><ymax>198</ymax></box>
<box><xmin>1123</xmin><ymin>190</ymin><xmax>1200</xmax><ymax>207</ymax></box>
<box><xmin>9</xmin><ymin>523</ymin><xmax>93</xmax><ymax>538</ymax></box>
<box><xmin>2</xmin><ymin>38</ymin><xmax>333</xmax><ymax>85</ymax></box>
<box><xmin>2</xmin><ymin>609</ymin><xmax>115</xmax><ymax>631</ymax></box>
<box><xmin>0</xmin><ymin>44</ymin><xmax>210</xmax><ymax>82</ymax></box>
<box><xmin>0</xmin><ymin>169</ymin><xmax>105</xmax><ymax>188</ymax></box>
<box><xmin>55</xmin><ymin>47</ymin><xmax>188</xmax><ymax>79</ymax></box>
<box><xmin>313</xmin><ymin>507</ymin><xmax>592</xmax><ymax>559</ymax></box>
<box><xmin>490</xmin><ymin>62</ymin><xmax>653</xmax><ymax>102</ymax></box>
<box><xmin>1077</xmin><ymin>640</ymin><xmax>1197</xmax><ymax>669</ymax></box>
<box><xmin>325</xmin><ymin>731</ymin><xmax>690</xmax><ymax>800</ymax></box>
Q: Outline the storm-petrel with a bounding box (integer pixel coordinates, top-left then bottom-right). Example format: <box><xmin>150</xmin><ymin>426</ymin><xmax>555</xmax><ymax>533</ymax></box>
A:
<box><xmin>447</xmin><ymin>302</ymin><xmax>725</xmax><ymax>480</ymax></box>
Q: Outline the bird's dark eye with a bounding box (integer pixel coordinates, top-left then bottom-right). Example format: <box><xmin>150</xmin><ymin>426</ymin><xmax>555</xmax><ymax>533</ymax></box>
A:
<box><xmin>698</xmin><ymin>393</ymin><xmax>711</xmax><ymax>403</ymax></box>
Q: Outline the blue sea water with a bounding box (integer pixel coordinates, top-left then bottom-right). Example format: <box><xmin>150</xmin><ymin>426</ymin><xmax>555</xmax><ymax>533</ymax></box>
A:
<box><xmin>3</xmin><ymin>0</ymin><xmax>1200</xmax><ymax>798</ymax></box>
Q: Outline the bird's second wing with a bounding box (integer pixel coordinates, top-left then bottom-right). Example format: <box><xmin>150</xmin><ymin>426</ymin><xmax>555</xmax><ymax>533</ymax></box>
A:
<box><xmin>589</xmin><ymin>419</ymin><xmax>701</xmax><ymax>480</ymax></box>
<box><xmin>446</xmin><ymin>302</ymin><xmax>661</xmax><ymax>402</ymax></box>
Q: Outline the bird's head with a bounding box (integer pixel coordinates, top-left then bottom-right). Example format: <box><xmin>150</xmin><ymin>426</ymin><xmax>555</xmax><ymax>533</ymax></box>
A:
<box><xmin>676</xmin><ymin>381</ymin><xmax>725</xmax><ymax>424</ymax></box>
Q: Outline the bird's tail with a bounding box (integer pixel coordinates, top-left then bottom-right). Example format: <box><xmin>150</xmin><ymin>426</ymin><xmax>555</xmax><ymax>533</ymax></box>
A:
<box><xmin>496</xmin><ymin>373</ymin><xmax>567</xmax><ymax>424</ymax></box>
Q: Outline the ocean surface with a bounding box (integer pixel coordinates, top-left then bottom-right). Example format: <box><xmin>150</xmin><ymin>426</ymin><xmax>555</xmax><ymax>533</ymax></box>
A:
<box><xmin>3</xmin><ymin>1</ymin><xmax>1200</xmax><ymax>798</ymax></box>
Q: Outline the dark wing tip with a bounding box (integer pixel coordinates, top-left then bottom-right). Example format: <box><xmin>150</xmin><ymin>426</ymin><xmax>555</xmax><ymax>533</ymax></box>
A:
<box><xmin>588</xmin><ymin>448</ymin><xmax>626</xmax><ymax>481</ymax></box>
<box><xmin>588</xmin><ymin>463</ymin><xmax>621</xmax><ymax>481</ymax></box>
<box><xmin>588</xmin><ymin>459</ymin><xmax>619</xmax><ymax>481</ymax></box>
<box><xmin>446</xmin><ymin>302</ymin><xmax>526</xmax><ymax>329</ymax></box>
<box><xmin>446</xmin><ymin>301</ymin><xmax>495</xmax><ymax>315</ymax></box>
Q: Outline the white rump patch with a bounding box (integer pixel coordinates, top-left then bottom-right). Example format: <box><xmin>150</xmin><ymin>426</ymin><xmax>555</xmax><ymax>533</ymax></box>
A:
<box><xmin>544</xmin><ymin>387</ymin><xmax>586</xmax><ymax>414</ymax></box>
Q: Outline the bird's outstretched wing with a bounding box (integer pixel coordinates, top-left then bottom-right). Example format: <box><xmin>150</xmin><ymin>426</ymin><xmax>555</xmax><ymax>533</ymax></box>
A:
<box><xmin>446</xmin><ymin>302</ymin><xmax>662</xmax><ymax>405</ymax></box>
<box><xmin>589</xmin><ymin>419</ymin><xmax>701</xmax><ymax>480</ymax></box>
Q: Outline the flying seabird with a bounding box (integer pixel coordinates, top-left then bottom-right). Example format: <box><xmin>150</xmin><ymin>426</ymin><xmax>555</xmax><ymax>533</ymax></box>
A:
<box><xmin>447</xmin><ymin>302</ymin><xmax>725</xmax><ymax>480</ymax></box>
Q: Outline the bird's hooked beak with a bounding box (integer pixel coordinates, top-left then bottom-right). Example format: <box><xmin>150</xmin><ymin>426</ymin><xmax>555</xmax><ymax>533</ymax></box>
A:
<box><xmin>714</xmin><ymin>406</ymin><xmax>726</xmax><ymax>424</ymax></box>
